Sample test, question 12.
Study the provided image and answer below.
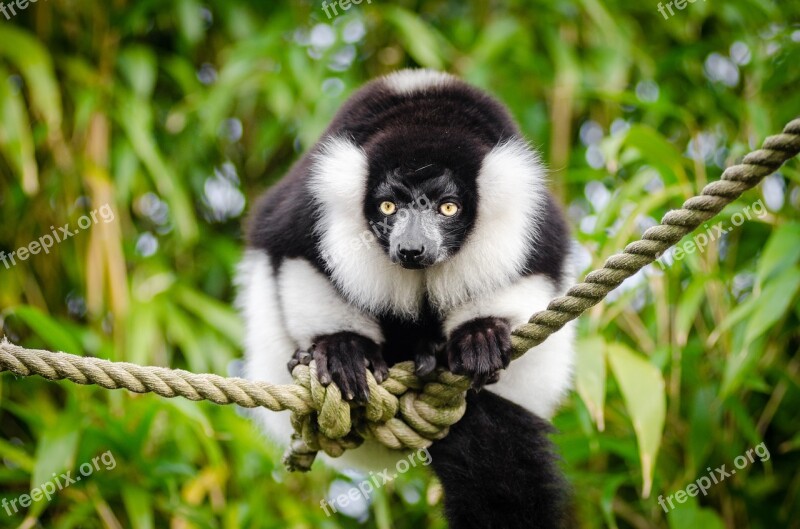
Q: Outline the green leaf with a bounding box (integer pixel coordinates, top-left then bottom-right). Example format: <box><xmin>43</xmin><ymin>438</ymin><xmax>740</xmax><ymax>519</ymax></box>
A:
<box><xmin>621</xmin><ymin>124</ymin><xmax>688</xmax><ymax>186</ymax></box>
<box><xmin>667</xmin><ymin>498</ymin><xmax>725</xmax><ymax>529</ymax></box>
<box><xmin>6</xmin><ymin>306</ymin><xmax>83</xmax><ymax>355</ymax></box>
<box><xmin>674</xmin><ymin>278</ymin><xmax>707</xmax><ymax>347</ymax></box>
<box><xmin>0</xmin><ymin>24</ymin><xmax>62</xmax><ymax>130</ymax></box>
<box><xmin>0</xmin><ymin>64</ymin><xmax>38</xmax><ymax>194</ymax></box>
<box><xmin>31</xmin><ymin>419</ymin><xmax>81</xmax><ymax>497</ymax></box>
<box><xmin>116</xmin><ymin>93</ymin><xmax>198</xmax><ymax>243</ymax></box>
<box><xmin>608</xmin><ymin>344</ymin><xmax>666</xmax><ymax>498</ymax></box>
<box><xmin>756</xmin><ymin>223</ymin><xmax>800</xmax><ymax>286</ymax></box>
<box><xmin>384</xmin><ymin>7</ymin><xmax>450</xmax><ymax>69</ymax></box>
<box><xmin>721</xmin><ymin>267</ymin><xmax>800</xmax><ymax>396</ymax></box>
<box><xmin>0</xmin><ymin>437</ymin><xmax>34</xmax><ymax>472</ymax></box>
<box><xmin>575</xmin><ymin>336</ymin><xmax>607</xmax><ymax>430</ymax></box>
<box><xmin>177</xmin><ymin>0</ymin><xmax>205</xmax><ymax>45</ymax></box>
<box><xmin>173</xmin><ymin>283</ymin><xmax>244</xmax><ymax>344</ymax></box>
<box><xmin>744</xmin><ymin>266</ymin><xmax>800</xmax><ymax>345</ymax></box>
<box><xmin>122</xmin><ymin>486</ymin><xmax>155</xmax><ymax>529</ymax></box>
<box><xmin>118</xmin><ymin>46</ymin><xmax>158</xmax><ymax>99</ymax></box>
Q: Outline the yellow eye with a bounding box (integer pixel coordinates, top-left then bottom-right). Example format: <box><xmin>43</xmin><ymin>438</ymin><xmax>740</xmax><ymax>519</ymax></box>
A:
<box><xmin>439</xmin><ymin>202</ymin><xmax>459</xmax><ymax>216</ymax></box>
<box><xmin>379</xmin><ymin>201</ymin><xmax>397</xmax><ymax>215</ymax></box>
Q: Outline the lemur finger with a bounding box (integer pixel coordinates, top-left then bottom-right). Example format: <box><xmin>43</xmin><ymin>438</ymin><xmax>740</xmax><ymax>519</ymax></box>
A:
<box><xmin>298</xmin><ymin>350</ymin><xmax>312</xmax><ymax>365</ymax></box>
<box><xmin>326</xmin><ymin>346</ymin><xmax>351</xmax><ymax>400</ymax></box>
<box><xmin>366</xmin><ymin>346</ymin><xmax>389</xmax><ymax>384</ymax></box>
<box><xmin>470</xmin><ymin>331</ymin><xmax>494</xmax><ymax>388</ymax></box>
<box><xmin>493</xmin><ymin>321</ymin><xmax>513</xmax><ymax>368</ymax></box>
<box><xmin>414</xmin><ymin>353</ymin><xmax>437</xmax><ymax>377</ymax></box>
<box><xmin>287</xmin><ymin>349</ymin><xmax>312</xmax><ymax>374</ymax></box>
<box><xmin>313</xmin><ymin>345</ymin><xmax>332</xmax><ymax>386</ymax></box>
<box><xmin>414</xmin><ymin>340</ymin><xmax>438</xmax><ymax>377</ymax></box>
<box><xmin>447</xmin><ymin>334</ymin><xmax>471</xmax><ymax>374</ymax></box>
<box><xmin>348</xmin><ymin>341</ymin><xmax>371</xmax><ymax>403</ymax></box>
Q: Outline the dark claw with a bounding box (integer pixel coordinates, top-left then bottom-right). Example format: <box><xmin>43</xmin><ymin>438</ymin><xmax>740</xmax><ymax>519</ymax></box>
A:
<box><xmin>415</xmin><ymin>353</ymin><xmax>437</xmax><ymax>377</ymax></box>
<box><xmin>414</xmin><ymin>339</ymin><xmax>441</xmax><ymax>377</ymax></box>
<box><xmin>446</xmin><ymin>317</ymin><xmax>512</xmax><ymax>389</ymax></box>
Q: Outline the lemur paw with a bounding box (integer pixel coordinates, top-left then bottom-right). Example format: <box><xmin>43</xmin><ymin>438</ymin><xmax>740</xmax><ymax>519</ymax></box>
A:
<box><xmin>310</xmin><ymin>332</ymin><xmax>388</xmax><ymax>403</ymax></box>
<box><xmin>446</xmin><ymin>317</ymin><xmax>512</xmax><ymax>389</ymax></box>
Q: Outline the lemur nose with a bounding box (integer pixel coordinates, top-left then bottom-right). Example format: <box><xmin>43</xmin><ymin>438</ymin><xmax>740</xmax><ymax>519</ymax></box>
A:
<box><xmin>398</xmin><ymin>246</ymin><xmax>425</xmax><ymax>262</ymax></box>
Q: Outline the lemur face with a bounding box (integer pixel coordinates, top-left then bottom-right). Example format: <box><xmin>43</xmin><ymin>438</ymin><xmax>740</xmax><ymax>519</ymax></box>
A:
<box><xmin>364</xmin><ymin>163</ymin><xmax>478</xmax><ymax>269</ymax></box>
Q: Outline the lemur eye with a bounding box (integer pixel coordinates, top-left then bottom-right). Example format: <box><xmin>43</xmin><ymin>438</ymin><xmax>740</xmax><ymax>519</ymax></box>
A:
<box><xmin>379</xmin><ymin>201</ymin><xmax>397</xmax><ymax>215</ymax></box>
<box><xmin>439</xmin><ymin>202</ymin><xmax>459</xmax><ymax>216</ymax></box>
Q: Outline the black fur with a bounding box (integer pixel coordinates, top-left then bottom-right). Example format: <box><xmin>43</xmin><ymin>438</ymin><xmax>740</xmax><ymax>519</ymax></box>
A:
<box><xmin>429</xmin><ymin>390</ymin><xmax>572</xmax><ymax>529</ymax></box>
<box><xmin>377</xmin><ymin>296</ymin><xmax>445</xmax><ymax>370</ymax></box>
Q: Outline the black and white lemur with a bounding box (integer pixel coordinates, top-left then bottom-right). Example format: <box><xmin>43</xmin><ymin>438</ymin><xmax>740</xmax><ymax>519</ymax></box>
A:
<box><xmin>237</xmin><ymin>69</ymin><xmax>576</xmax><ymax>529</ymax></box>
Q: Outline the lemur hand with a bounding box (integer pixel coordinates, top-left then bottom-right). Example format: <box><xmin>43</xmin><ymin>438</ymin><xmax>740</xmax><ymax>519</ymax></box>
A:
<box><xmin>291</xmin><ymin>332</ymin><xmax>388</xmax><ymax>403</ymax></box>
<box><xmin>446</xmin><ymin>317</ymin><xmax>512</xmax><ymax>389</ymax></box>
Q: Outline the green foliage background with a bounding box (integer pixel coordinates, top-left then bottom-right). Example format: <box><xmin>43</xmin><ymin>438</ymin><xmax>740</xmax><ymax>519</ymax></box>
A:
<box><xmin>1</xmin><ymin>1</ymin><xmax>799</xmax><ymax>528</ymax></box>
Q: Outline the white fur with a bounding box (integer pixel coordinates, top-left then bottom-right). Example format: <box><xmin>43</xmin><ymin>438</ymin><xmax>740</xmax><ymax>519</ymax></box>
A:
<box><xmin>278</xmin><ymin>258</ymin><xmax>383</xmax><ymax>347</ymax></box>
<box><xmin>444</xmin><ymin>274</ymin><xmax>575</xmax><ymax>419</ymax></box>
<box><xmin>426</xmin><ymin>139</ymin><xmax>548</xmax><ymax>312</ymax></box>
<box><xmin>382</xmin><ymin>69</ymin><xmax>457</xmax><ymax>94</ymax></box>
<box><xmin>308</xmin><ymin>137</ymin><xmax>425</xmax><ymax>318</ymax></box>
<box><xmin>236</xmin><ymin>249</ymin><xmax>297</xmax><ymax>446</ymax></box>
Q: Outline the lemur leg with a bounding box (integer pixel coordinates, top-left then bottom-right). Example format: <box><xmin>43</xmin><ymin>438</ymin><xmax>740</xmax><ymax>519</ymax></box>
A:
<box><xmin>429</xmin><ymin>390</ymin><xmax>572</xmax><ymax>529</ymax></box>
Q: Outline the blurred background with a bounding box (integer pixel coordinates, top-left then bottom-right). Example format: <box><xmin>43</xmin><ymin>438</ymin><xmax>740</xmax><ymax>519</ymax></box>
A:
<box><xmin>1</xmin><ymin>1</ymin><xmax>799</xmax><ymax>528</ymax></box>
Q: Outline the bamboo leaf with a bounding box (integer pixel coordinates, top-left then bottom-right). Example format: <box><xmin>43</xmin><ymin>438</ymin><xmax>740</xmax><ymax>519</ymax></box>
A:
<box><xmin>0</xmin><ymin>24</ymin><xmax>62</xmax><ymax>130</ymax></box>
<box><xmin>384</xmin><ymin>7</ymin><xmax>450</xmax><ymax>70</ymax></box>
<box><xmin>0</xmin><ymin>64</ymin><xmax>38</xmax><ymax>194</ymax></box>
<box><xmin>575</xmin><ymin>336</ymin><xmax>607</xmax><ymax>430</ymax></box>
<box><xmin>608</xmin><ymin>344</ymin><xmax>666</xmax><ymax>498</ymax></box>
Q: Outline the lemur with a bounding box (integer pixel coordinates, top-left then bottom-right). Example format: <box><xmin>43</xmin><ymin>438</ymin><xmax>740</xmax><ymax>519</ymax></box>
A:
<box><xmin>237</xmin><ymin>69</ymin><xmax>575</xmax><ymax>529</ymax></box>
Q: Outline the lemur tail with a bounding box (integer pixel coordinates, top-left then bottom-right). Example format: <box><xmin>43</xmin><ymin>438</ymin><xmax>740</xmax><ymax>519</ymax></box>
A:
<box><xmin>428</xmin><ymin>390</ymin><xmax>574</xmax><ymax>529</ymax></box>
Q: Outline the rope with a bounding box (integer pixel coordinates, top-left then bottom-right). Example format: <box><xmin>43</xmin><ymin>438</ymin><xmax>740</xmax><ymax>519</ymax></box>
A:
<box><xmin>2</xmin><ymin>117</ymin><xmax>798</xmax><ymax>471</ymax></box>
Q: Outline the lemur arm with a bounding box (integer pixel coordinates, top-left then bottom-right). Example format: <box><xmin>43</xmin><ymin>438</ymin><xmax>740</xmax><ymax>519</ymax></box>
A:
<box><xmin>276</xmin><ymin>257</ymin><xmax>387</xmax><ymax>402</ymax></box>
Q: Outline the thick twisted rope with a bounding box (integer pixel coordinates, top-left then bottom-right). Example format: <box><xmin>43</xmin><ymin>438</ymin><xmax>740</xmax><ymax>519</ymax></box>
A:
<box><xmin>2</xmin><ymin>117</ymin><xmax>798</xmax><ymax>471</ymax></box>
